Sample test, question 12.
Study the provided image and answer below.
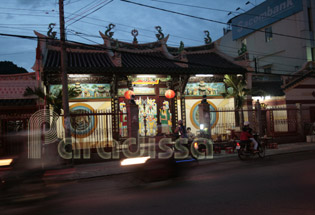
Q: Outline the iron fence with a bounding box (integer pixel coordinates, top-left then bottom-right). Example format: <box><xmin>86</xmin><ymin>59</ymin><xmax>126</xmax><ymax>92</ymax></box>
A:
<box><xmin>208</xmin><ymin>106</ymin><xmax>308</xmax><ymax>139</ymax></box>
<box><xmin>56</xmin><ymin>110</ymin><xmax>119</xmax><ymax>151</ymax></box>
<box><xmin>0</xmin><ymin>105</ymin><xmax>314</xmax><ymax>156</ymax></box>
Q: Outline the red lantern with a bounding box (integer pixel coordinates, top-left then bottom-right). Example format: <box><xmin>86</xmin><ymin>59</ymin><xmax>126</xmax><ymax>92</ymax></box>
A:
<box><xmin>124</xmin><ymin>90</ymin><xmax>135</xmax><ymax>99</ymax></box>
<box><xmin>165</xmin><ymin>89</ymin><xmax>175</xmax><ymax>99</ymax></box>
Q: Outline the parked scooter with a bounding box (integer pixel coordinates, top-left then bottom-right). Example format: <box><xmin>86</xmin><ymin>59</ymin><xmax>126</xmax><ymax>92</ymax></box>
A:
<box><xmin>235</xmin><ymin>134</ymin><xmax>265</xmax><ymax>160</ymax></box>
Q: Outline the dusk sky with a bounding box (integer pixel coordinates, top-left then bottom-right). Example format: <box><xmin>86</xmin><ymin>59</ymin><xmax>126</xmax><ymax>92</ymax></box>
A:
<box><xmin>0</xmin><ymin>0</ymin><xmax>264</xmax><ymax>72</ymax></box>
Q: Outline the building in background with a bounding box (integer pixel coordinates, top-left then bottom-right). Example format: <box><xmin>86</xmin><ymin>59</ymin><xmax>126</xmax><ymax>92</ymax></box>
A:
<box><xmin>216</xmin><ymin>0</ymin><xmax>314</xmax><ymax>100</ymax></box>
<box><xmin>0</xmin><ymin>72</ymin><xmax>39</xmax><ymax>155</ymax></box>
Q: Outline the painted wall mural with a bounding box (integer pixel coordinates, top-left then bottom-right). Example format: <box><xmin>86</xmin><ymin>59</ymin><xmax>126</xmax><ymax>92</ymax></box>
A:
<box><xmin>69</xmin><ymin>103</ymin><xmax>97</xmax><ymax>138</ymax></box>
<box><xmin>50</xmin><ymin>83</ymin><xmax>111</xmax><ymax>99</ymax></box>
<box><xmin>129</xmin><ymin>76</ymin><xmax>171</xmax><ymax>85</ymax></box>
<box><xmin>118</xmin><ymin>88</ymin><xmax>155</xmax><ymax>97</ymax></box>
<box><xmin>189</xmin><ymin>100</ymin><xmax>219</xmax><ymax>129</ymax></box>
<box><xmin>159</xmin><ymin>101</ymin><xmax>172</xmax><ymax>134</ymax></box>
<box><xmin>136</xmin><ymin>97</ymin><xmax>158</xmax><ymax>136</ymax></box>
<box><xmin>119</xmin><ymin>97</ymin><xmax>159</xmax><ymax>137</ymax></box>
<box><xmin>118</xmin><ymin>88</ymin><xmax>128</xmax><ymax>97</ymax></box>
<box><xmin>185</xmin><ymin>82</ymin><xmax>226</xmax><ymax>96</ymax></box>
<box><xmin>119</xmin><ymin>102</ymin><xmax>128</xmax><ymax>137</ymax></box>
<box><xmin>132</xmin><ymin>77</ymin><xmax>159</xmax><ymax>85</ymax></box>
<box><xmin>159</xmin><ymin>88</ymin><xmax>167</xmax><ymax>96</ymax></box>
<box><xmin>134</xmin><ymin>87</ymin><xmax>155</xmax><ymax>95</ymax></box>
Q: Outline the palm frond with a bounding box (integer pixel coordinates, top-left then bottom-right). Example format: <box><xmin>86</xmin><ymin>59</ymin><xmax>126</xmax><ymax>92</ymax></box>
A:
<box><xmin>23</xmin><ymin>86</ymin><xmax>78</xmax><ymax>115</ymax></box>
<box><xmin>23</xmin><ymin>86</ymin><xmax>45</xmax><ymax>99</ymax></box>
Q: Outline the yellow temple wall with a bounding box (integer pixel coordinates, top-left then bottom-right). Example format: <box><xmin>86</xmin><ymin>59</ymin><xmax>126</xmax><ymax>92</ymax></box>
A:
<box><xmin>184</xmin><ymin>98</ymin><xmax>235</xmax><ymax>136</ymax></box>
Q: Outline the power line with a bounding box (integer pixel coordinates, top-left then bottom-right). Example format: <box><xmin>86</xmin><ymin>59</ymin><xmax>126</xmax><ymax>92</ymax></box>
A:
<box><xmin>0</xmin><ymin>31</ymin><xmax>312</xmax><ymax>78</ymax></box>
<box><xmin>0</xmin><ymin>31</ymin><xmax>246</xmax><ymax>72</ymax></box>
<box><xmin>150</xmin><ymin>0</ymin><xmax>308</xmax><ymax>24</ymax></box>
<box><xmin>0</xmin><ymin>23</ymin><xmax>48</xmax><ymax>26</ymax></box>
<box><xmin>0</xmin><ymin>6</ymin><xmax>56</xmax><ymax>13</ymax></box>
<box><xmin>2</xmin><ymin>10</ymin><xmax>302</xmax><ymax>69</ymax></box>
<box><xmin>69</xmin><ymin>32</ymin><xmax>310</xmax><ymax>76</ymax></box>
<box><xmin>0</xmin><ymin>51</ymin><xmax>33</xmax><ymax>56</ymax></box>
<box><xmin>66</xmin><ymin>0</ymin><xmax>104</xmax><ymax>22</ymax></box>
<box><xmin>120</xmin><ymin>0</ymin><xmax>315</xmax><ymax>43</ymax></box>
<box><xmin>0</xmin><ymin>26</ymin><xmax>48</xmax><ymax>32</ymax></box>
<box><xmin>67</xmin><ymin>0</ymin><xmax>113</xmax><ymax>27</ymax></box>
<box><xmin>218</xmin><ymin>44</ymin><xmax>307</xmax><ymax>62</ymax></box>
<box><xmin>66</xmin><ymin>25</ymin><xmax>308</xmax><ymax>69</ymax></box>
<box><xmin>65</xmin><ymin>0</ymin><xmax>85</xmax><ymax>5</ymax></box>
<box><xmin>0</xmin><ymin>12</ymin><xmax>57</xmax><ymax>18</ymax></box>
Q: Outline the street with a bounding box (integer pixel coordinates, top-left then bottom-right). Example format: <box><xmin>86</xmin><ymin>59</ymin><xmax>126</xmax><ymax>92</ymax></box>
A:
<box><xmin>2</xmin><ymin>151</ymin><xmax>315</xmax><ymax>215</ymax></box>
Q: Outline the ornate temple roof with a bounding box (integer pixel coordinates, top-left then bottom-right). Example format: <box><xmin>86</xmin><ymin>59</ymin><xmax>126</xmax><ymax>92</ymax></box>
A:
<box><xmin>34</xmin><ymin>28</ymin><xmax>247</xmax><ymax>77</ymax></box>
<box><xmin>121</xmin><ymin>52</ymin><xmax>180</xmax><ymax>68</ymax></box>
<box><xmin>44</xmin><ymin>49</ymin><xmax>115</xmax><ymax>68</ymax></box>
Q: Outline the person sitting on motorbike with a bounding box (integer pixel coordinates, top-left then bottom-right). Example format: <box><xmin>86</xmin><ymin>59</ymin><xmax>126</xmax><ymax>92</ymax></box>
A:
<box><xmin>241</xmin><ymin>121</ymin><xmax>259</xmax><ymax>153</ymax></box>
<box><xmin>174</xmin><ymin>120</ymin><xmax>188</xmax><ymax>139</ymax></box>
<box><xmin>186</xmin><ymin>127</ymin><xmax>196</xmax><ymax>143</ymax></box>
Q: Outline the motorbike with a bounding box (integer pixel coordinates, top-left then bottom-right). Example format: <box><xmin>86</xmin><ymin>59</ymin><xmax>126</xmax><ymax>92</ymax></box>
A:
<box><xmin>0</xmin><ymin>156</ymin><xmax>58</xmax><ymax>205</ymax></box>
<box><xmin>120</xmin><ymin>140</ymin><xmax>198</xmax><ymax>184</ymax></box>
<box><xmin>235</xmin><ymin>134</ymin><xmax>266</xmax><ymax>160</ymax></box>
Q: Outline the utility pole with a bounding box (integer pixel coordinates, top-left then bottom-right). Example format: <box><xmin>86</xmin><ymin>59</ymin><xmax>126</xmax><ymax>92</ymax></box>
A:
<box><xmin>59</xmin><ymin>0</ymin><xmax>72</xmax><ymax>160</ymax></box>
<box><xmin>254</xmin><ymin>57</ymin><xmax>258</xmax><ymax>73</ymax></box>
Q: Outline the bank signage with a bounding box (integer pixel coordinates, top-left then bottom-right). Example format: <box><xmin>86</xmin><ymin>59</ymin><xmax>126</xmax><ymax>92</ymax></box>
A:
<box><xmin>232</xmin><ymin>0</ymin><xmax>303</xmax><ymax>40</ymax></box>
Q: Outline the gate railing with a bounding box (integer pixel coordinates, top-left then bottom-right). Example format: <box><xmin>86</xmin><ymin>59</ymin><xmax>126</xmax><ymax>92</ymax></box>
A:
<box><xmin>56</xmin><ymin>110</ymin><xmax>120</xmax><ymax>150</ymax></box>
<box><xmin>208</xmin><ymin>106</ymin><xmax>309</xmax><ymax>139</ymax></box>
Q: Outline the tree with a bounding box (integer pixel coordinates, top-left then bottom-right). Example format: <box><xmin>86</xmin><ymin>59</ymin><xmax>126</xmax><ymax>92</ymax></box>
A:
<box><xmin>221</xmin><ymin>74</ymin><xmax>250</xmax><ymax>127</ymax></box>
<box><xmin>24</xmin><ymin>86</ymin><xmax>79</xmax><ymax>167</ymax></box>
<box><xmin>24</xmin><ymin>86</ymin><xmax>79</xmax><ymax>115</ymax></box>
<box><xmin>0</xmin><ymin>61</ymin><xmax>28</xmax><ymax>74</ymax></box>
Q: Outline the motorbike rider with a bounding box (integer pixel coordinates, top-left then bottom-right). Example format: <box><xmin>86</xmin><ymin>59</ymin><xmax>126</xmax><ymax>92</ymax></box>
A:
<box><xmin>186</xmin><ymin>127</ymin><xmax>196</xmax><ymax>143</ymax></box>
<box><xmin>241</xmin><ymin>121</ymin><xmax>259</xmax><ymax>153</ymax></box>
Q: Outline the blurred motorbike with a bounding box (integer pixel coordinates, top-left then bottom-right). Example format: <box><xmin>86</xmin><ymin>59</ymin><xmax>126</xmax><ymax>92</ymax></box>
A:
<box><xmin>120</xmin><ymin>141</ymin><xmax>198</xmax><ymax>184</ymax></box>
<box><xmin>235</xmin><ymin>134</ymin><xmax>266</xmax><ymax>160</ymax></box>
<box><xmin>0</xmin><ymin>156</ymin><xmax>57</xmax><ymax>205</ymax></box>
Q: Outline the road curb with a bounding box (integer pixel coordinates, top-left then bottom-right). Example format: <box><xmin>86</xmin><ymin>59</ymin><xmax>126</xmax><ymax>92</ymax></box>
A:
<box><xmin>49</xmin><ymin>145</ymin><xmax>315</xmax><ymax>180</ymax></box>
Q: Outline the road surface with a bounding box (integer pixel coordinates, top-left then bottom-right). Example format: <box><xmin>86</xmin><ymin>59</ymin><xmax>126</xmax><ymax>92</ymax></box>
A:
<box><xmin>2</xmin><ymin>151</ymin><xmax>315</xmax><ymax>215</ymax></box>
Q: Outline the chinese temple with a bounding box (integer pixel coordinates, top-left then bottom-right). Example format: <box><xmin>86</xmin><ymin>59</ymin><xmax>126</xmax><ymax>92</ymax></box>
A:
<box><xmin>33</xmin><ymin>25</ymin><xmax>248</xmax><ymax>146</ymax></box>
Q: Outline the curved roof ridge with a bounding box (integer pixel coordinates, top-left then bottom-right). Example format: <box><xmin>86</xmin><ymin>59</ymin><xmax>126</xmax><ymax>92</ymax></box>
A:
<box><xmin>34</xmin><ymin>30</ymin><xmax>47</xmax><ymax>39</ymax></box>
<box><xmin>0</xmin><ymin>72</ymin><xmax>35</xmax><ymax>80</ymax></box>
<box><xmin>100</xmin><ymin>31</ymin><xmax>169</xmax><ymax>46</ymax></box>
<box><xmin>211</xmin><ymin>44</ymin><xmax>251</xmax><ymax>71</ymax></box>
<box><xmin>99</xmin><ymin>31</ymin><xmax>173</xmax><ymax>53</ymax></box>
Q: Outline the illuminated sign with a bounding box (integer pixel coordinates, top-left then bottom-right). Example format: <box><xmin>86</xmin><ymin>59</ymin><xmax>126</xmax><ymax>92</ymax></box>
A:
<box><xmin>232</xmin><ymin>0</ymin><xmax>303</xmax><ymax>40</ymax></box>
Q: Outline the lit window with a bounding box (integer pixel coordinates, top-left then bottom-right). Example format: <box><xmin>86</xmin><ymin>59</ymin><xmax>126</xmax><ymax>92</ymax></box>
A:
<box><xmin>265</xmin><ymin>27</ymin><xmax>273</xmax><ymax>42</ymax></box>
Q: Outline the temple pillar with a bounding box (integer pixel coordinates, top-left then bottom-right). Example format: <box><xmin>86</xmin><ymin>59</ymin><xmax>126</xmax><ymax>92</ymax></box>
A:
<box><xmin>198</xmin><ymin>98</ymin><xmax>211</xmax><ymax>138</ymax></box>
<box><xmin>127</xmin><ymin>103</ymin><xmax>139</xmax><ymax>139</ymax></box>
<box><xmin>111</xmin><ymin>96</ymin><xmax>119</xmax><ymax>141</ymax></box>
<box><xmin>180</xmin><ymin>93</ymin><xmax>186</xmax><ymax>126</ymax></box>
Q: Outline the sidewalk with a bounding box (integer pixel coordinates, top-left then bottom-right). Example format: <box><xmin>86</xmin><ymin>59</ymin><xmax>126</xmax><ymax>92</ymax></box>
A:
<box><xmin>44</xmin><ymin>142</ymin><xmax>315</xmax><ymax>181</ymax></box>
